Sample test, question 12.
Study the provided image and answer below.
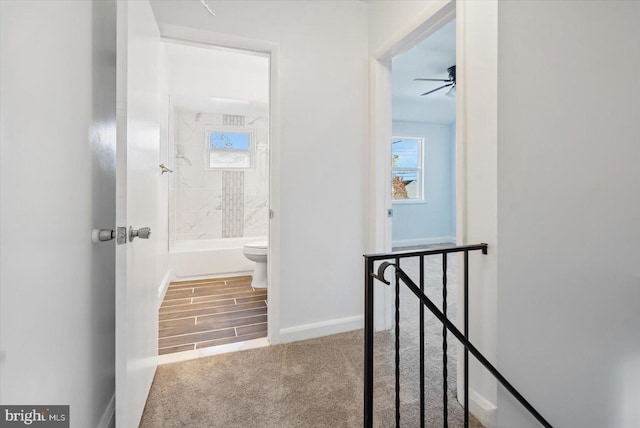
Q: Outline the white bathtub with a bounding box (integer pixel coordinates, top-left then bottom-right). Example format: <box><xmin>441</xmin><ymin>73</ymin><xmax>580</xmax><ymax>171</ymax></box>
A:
<box><xmin>169</xmin><ymin>236</ymin><xmax>267</xmax><ymax>279</ymax></box>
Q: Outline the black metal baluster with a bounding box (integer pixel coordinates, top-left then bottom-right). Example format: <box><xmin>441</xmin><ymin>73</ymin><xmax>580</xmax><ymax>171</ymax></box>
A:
<box><xmin>442</xmin><ymin>253</ymin><xmax>448</xmax><ymax>427</ymax></box>
<box><xmin>376</xmin><ymin>256</ymin><xmax>554</xmax><ymax>428</ymax></box>
<box><xmin>364</xmin><ymin>257</ymin><xmax>375</xmax><ymax>428</ymax></box>
<box><xmin>365</xmin><ymin>244</ymin><xmax>502</xmax><ymax>428</ymax></box>
<box><xmin>419</xmin><ymin>256</ymin><xmax>425</xmax><ymax>428</ymax></box>
<box><xmin>464</xmin><ymin>251</ymin><xmax>470</xmax><ymax>428</ymax></box>
<box><xmin>395</xmin><ymin>257</ymin><xmax>401</xmax><ymax>428</ymax></box>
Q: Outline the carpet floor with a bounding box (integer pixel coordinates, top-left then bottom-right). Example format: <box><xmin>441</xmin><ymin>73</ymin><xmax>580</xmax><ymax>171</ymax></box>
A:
<box><xmin>140</xmin><ymin>250</ymin><xmax>484</xmax><ymax>427</ymax></box>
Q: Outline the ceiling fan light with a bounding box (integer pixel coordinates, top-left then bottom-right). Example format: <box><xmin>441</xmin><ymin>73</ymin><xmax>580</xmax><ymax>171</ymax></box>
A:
<box><xmin>446</xmin><ymin>85</ymin><xmax>456</xmax><ymax>98</ymax></box>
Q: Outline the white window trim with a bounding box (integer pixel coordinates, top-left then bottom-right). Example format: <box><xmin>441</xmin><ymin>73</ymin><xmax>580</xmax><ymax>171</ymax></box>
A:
<box><xmin>204</xmin><ymin>125</ymin><xmax>257</xmax><ymax>171</ymax></box>
<box><xmin>392</xmin><ymin>136</ymin><xmax>426</xmax><ymax>204</ymax></box>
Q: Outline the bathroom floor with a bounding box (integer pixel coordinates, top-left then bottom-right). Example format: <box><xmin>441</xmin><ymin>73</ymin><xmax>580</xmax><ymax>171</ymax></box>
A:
<box><xmin>158</xmin><ymin>275</ymin><xmax>267</xmax><ymax>355</ymax></box>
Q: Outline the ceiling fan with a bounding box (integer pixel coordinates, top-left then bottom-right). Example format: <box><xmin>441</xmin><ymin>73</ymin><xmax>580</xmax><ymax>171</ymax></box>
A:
<box><xmin>414</xmin><ymin>65</ymin><xmax>456</xmax><ymax>97</ymax></box>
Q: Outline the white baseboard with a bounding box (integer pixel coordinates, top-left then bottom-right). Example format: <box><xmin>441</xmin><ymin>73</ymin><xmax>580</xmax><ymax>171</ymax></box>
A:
<box><xmin>279</xmin><ymin>315</ymin><xmax>363</xmax><ymax>344</ymax></box>
<box><xmin>157</xmin><ymin>269</ymin><xmax>172</xmax><ymax>306</ymax></box>
<box><xmin>392</xmin><ymin>236</ymin><xmax>456</xmax><ymax>248</ymax></box>
<box><xmin>468</xmin><ymin>388</ymin><xmax>497</xmax><ymax>428</ymax></box>
<box><xmin>171</xmin><ymin>271</ymin><xmax>254</xmax><ymax>282</ymax></box>
<box><xmin>98</xmin><ymin>393</ymin><xmax>115</xmax><ymax>428</ymax></box>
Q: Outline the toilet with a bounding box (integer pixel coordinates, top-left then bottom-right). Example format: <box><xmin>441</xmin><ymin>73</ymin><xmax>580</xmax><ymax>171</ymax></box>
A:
<box><xmin>243</xmin><ymin>240</ymin><xmax>268</xmax><ymax>288</ymax></box>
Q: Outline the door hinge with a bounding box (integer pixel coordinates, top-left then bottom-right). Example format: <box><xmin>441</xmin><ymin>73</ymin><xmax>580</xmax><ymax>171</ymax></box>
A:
<box><xmin>387</xmin><ymin>209</ymin><xmax>393</xmax><ymax>218</ymax></box>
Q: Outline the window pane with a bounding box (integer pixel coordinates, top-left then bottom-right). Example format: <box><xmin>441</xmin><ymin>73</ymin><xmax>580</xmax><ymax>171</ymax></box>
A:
<box><xmin>210</xmin><ymin>151</ymin><xmax>251</xmax><ymax>168</ymax></box>
<box><xmin>210</xmin><ymin>132</ymin><xmax>250</xmax><ymax>150</ymax></box>
<box><xmin>392</xmin><ymin>170</ymin><xmax>419</xmax><ymax>199</ymax></box>
<box><xmin>391</xmin><ymin>171</ymin><xmax>420</xmax><ymax>199</ymax></box>
<box><xmin>208</xmin><ymin>131</ymin><xmax>252</xmax><ymax>169</ymax></box>
<box><xmin>391</xmin><ymin>137</ymin><xmax>423</xmax><ymax>201</ymax></box>
<box><xmin>392</xmin><ymin>139</ymin><xmax>419</xmax><ymax>168</ymax></box>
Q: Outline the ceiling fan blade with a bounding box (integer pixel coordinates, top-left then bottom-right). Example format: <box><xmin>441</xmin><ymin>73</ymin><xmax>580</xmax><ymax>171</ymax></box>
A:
<box><xmin>420</xmin><ymin>83</ymin><xmax>453</xmax><ymax>96</ymax></box>
<box><xmin>414</xmin><ymin>78</ymin><xmax>452</xmax><ymax>82</ymax></box>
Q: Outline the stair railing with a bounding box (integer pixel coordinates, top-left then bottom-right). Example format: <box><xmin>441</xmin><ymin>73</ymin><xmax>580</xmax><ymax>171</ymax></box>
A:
<box><xmin>363</xmin><ymin>244</ymin><xmax>552</xmax><ymax>428</ymax></box>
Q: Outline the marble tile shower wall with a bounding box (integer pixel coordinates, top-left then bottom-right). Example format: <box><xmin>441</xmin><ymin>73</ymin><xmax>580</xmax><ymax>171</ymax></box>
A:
<box><xmin>171</xmin><ymin>110</ymin><xmax>269</xmax><ymax>243</ymax></box>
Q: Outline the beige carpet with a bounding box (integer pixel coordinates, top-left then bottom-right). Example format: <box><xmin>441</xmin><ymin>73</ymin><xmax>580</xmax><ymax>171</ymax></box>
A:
<box><xmin>140</xmin><ymin>252</ymin><xmax>484</xmax><ymax>427</ymax></box>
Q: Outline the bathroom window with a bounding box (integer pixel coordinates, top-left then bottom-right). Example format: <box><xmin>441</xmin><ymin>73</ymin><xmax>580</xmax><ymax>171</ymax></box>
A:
<box><xmin>392</xmin><ymin>137</ymin><xmax>424</xmax><ymax>202</ymax></box>
<box><xmin>206</xmin><ymin>127</ymin><xmax>255</xmax><ymax>170</ymax></box>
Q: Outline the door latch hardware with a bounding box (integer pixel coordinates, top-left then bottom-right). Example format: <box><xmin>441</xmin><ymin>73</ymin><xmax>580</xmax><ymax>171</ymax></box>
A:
<box><xmin>129</xmin><ymin>226</ymin><xmax>151</xmax><ymax>241</ymax></box>
<box><xmin>117</xmin><ymin>227</ymin><xmax>127</xmax><ymax>245</ymax></box>
<box><xmin>92</xmin><ymin>229</ymin><xmax>115</xmax><ymax>243</ymax></box>
<box><xmin>387</xmin><ymin>209</ymin><xmax>393</xmax><ymax>218</ymax></box>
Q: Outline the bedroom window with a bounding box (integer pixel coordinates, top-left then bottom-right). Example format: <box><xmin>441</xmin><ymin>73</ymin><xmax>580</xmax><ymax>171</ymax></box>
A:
<box><xmin>391</xmin><ymin>136</ymin><xmax>424</xmax><ymax>201</ymax></box>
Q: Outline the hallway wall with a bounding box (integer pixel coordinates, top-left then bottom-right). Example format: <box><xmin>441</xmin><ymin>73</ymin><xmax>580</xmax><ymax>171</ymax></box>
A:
<box><xmin>0</xmin><ymin>1</ymin><xmax>117</xmax><ymax>426</ymax></box>
<box><xmin>150</xmin><ymin>0</ymin><xmax>369</xmax><ymax>341</ymax></box>
<box><xmin>497</xmin><ymin>2</ymin><xmax>640</xmax><ymax>426</ymax></box>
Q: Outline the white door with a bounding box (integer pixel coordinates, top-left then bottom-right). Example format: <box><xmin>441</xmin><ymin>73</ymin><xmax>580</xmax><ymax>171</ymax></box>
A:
<box><xmin>115</xmin><ymin>2</ymin><xmax>166</xmax><ymax>427</ymax></box>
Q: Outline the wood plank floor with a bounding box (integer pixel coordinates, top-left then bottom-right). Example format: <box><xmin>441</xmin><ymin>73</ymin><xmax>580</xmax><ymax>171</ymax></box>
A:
<box><xmin>158</xmin><ymin>275</ymin><xmax>267</xmax><ymax>355</ymax></box>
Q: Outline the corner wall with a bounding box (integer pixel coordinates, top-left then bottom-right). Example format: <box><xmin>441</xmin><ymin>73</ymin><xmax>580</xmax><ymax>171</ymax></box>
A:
<box><xmin>497</xmin><ymin>2</ymin><xmax>640</xmax><ymax>426</ymax></box>
<box><xmin>456</xmin><ymin>1</ymin><xmax>499</xmax><ymax>424</ymax></box>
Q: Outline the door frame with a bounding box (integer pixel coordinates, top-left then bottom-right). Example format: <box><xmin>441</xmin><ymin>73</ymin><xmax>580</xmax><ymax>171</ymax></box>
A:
<box><xmin>369</xmin><ymin>0</ymin><xmax>458</xmax><ymax>331</ymax></box>
<box><xmin>155</xmin><ymin>24</ymin><xmax>282</xmax><ymax>345</ymax></box>
<box><xmin>370</xmin><ymin>0</ymin><xmax>475</xmax><ymax>405</ymax></box>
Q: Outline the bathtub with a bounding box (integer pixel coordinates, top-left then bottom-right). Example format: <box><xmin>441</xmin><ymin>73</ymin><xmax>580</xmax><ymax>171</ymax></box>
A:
<box><xmin>169</xmin><ymin>236</ymin><xmax>267</xmax><ymax>279</ymax></box>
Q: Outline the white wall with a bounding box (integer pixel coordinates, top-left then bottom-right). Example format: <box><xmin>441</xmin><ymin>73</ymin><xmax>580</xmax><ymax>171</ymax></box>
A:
<box><xmin>368</xmin><ymin>0</ymin><xmax>449</xmax><ymax>57</ymax></box>
<box><xmin>497</xmin><ymin>2</ymin><xmax>640</xmax><ymax>426</ymax></box>
<box><xmin>150</xmin><ymin>0</ymin><xmax>369</xmax><ymax>340</ymax></box>
<box><xmin>0</xmin><ymin>1</ymin><xmax>117</xmax><ymax>427</ymax></box>
<box><xmin>166</xmin><ymin>42</ymin><xmax>269</xmax><ymax>105</ymax></box>
<box><xmin>392</xmin><ymin>121</ymin><xmax>456</xmax><ymax>246</ymax></box>
<box><xmin>457</xmin><ymin>1</ymin><xmax>499</xmax><ymax>423</ymax></box>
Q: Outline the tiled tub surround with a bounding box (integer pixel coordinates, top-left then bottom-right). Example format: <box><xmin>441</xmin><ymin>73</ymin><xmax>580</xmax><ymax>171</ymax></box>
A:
<box><xmin>158</xmin><ymin>275</ymin><xmax>267</xmax><ymax>355</ymax></box>
<box><xmin>170</xmin><ymin>110</ymin><xmax>269</xmax><ymax>244</ymax></box>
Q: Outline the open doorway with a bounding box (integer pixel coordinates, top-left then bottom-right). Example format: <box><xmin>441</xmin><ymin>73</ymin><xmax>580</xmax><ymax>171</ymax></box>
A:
<box><xmin>159</xmin><ymin>40</ymin><xmax>272</xmax><ymax>363</ymax></box>
<box><xmin>369</xmin><ymin>1</ymin><xmax>478</xmax><ymax>419</ymax></box>
<box><xmin>390</xmin><ymin>19</ymin><xmax>456</xmax><ymax>250</ymax></box>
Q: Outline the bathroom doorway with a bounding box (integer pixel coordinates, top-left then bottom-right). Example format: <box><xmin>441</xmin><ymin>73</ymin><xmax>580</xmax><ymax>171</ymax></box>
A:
<box><xmin>159</xmin><ymin>40</ymin><xmax>273</xmax><ymax>362</ymax></box>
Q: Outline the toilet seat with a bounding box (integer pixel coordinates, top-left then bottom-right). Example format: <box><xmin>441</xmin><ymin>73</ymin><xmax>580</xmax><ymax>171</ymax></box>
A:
<box><xmin>244</xmin><ymin>240</ymin><xmax>268</xmax><ymax>250</ymax></box>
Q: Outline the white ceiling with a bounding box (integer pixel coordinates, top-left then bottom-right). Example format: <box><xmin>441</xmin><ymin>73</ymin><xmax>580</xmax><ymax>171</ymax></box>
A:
<box><xmin>392</xmin><ymin>19</ymin><xmax>456</xmax><ymax>124</ymax></box>
<box><xmin>150</xmin><ymin>1</ymin><xmax>454</xmax><ymax>123</ymax></box>
<box><xmin>164</xmin><ymin>41</ymin><xmax>269</xmax><ymax>115</ymax></box>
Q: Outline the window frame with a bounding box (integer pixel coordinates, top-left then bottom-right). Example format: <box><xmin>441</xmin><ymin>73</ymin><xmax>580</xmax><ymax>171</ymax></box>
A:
<box><xmin>204</xmin><ymin>125</ymin><xmax>256</xmax><ymax>171</ymax></box>
<box><xmin>391</xmin><ymin>136</ymin><xmax>425</xmax><ymax>204</ymax></box>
